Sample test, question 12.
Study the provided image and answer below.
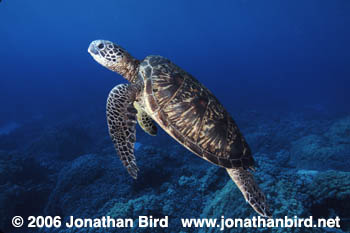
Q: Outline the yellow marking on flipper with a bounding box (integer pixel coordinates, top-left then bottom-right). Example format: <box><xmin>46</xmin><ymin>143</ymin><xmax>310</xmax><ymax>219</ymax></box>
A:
<box><xmin>134</xmin><ymin>102</ymin><xmax>157</xmax><ymax>136</ymax></box>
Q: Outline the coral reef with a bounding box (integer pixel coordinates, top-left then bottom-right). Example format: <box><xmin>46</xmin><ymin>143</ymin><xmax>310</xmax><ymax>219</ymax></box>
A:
<box><xmin>201</xmin><ymin>164</ymin><xmax>350</xmax><ymax>232</ymax></box>
<box><xmin>1</xmin><ymin>111</ymin><xmax>349</xmax><ymax>233</ymax></box>
<box><xmin>0</xmin><ymin>155</ymin><xmax>52</xmax><ymax>231</ymax></box>
<box><xmin>289</xmin><ymin>116</ymin><xmax>350</xmax><ymax>171</ymax></box>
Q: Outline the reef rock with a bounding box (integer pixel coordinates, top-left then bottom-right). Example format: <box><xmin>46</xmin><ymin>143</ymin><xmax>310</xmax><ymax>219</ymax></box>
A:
<box><xmin>289</xmin><ymin>116</ymin><xmax>350</xmax><ymax>171</ymax></box>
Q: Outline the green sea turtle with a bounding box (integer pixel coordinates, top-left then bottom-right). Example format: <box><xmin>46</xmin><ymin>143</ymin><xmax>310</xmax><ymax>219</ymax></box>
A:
<box><xmin>88</xmin><ymin>40</ymin><xmax>271</xmax><ymax>217</ymax></box>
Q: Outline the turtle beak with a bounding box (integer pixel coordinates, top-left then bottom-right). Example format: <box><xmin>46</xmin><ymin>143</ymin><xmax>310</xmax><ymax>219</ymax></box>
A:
<box><xmin>88</xmin><ymin>41</ymin><xmax>99</xmax><ymax>55</ymax></box>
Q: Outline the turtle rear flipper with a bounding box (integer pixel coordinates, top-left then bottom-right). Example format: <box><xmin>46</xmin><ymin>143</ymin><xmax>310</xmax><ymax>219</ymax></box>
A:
<box><xmin>134</xmin><ymin>102</ymin><xmax>157</xmax><ymax>136</ymax></box>
<box><xmin>227</xmin><ymin>168</ymin><xmax>271</xmax><ymax>217</ymax></box>
<box><xmin>107</xmin><ymin>84</ymin><xmax>139</xmax><ymax>179</ymax></box>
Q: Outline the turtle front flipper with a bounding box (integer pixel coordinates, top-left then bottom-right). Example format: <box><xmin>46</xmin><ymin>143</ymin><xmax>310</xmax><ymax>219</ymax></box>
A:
<box><xmin>133</xmin><ymin>101</ymin><xmax>157</xmax><ymax>136</ymax></box>
<box><xmin>227</xmin><ymin>168</ymin><xmax>271</xmax><ymax>217</ymax></box>
<box><xmin>107</xmin><ymin>84</ymin><xmax>139</xmax><ymax>179</ymax></box>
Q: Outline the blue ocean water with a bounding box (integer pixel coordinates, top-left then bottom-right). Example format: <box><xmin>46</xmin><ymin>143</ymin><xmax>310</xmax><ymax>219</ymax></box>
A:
<box><xmin>1</xmin><ymin>0</ymin><xmax>350</xmax><ymax>232</ymax></box>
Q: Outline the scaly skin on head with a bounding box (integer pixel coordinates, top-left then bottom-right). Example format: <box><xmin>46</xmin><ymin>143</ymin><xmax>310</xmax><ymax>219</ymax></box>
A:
<box><xmin>88</xmin><ymin>40</ymin><xmax>140</xmax><ymax>83</ymax></box>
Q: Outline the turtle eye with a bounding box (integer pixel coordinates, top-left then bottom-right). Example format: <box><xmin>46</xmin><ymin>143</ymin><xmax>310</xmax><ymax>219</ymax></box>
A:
<box><xmin>98</xmin><ymin>43</ymin><xmax>105</xmax><ymax>49</ymax></box>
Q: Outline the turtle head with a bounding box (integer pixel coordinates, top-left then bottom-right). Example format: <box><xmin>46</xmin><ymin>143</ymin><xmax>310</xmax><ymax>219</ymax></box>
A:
<box><xmin>88</xmin><ymin>40</ymin><xmax>126</xmax><ymax>69</ymax></box>
<box><xmin>88</xmin><ymin>40</ymin><xmax>139</xmax><ymax>82</ymax></box>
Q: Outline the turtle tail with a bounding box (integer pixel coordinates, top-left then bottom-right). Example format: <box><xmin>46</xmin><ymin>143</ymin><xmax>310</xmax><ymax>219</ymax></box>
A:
<box><xmin>226</xmin><ymin>168</ymin><xmax>272</xmax><ymax>217</ymax></box>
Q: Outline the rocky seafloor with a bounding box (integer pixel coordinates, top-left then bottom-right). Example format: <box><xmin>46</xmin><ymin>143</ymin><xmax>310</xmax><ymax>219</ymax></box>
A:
<box><xmin>0</xmin><ymin>109</ymin><xmax>349</xmax><ymax>233</ymax></box>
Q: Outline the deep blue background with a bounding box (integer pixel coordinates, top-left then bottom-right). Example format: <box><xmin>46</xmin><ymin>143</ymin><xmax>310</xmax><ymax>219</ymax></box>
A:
<box><xmin>1</xmin><ymin>0</ymin><xmax>349</xmax><ymax>125</ymax></box>
<box><xmin>1</xmin><ymin>1</ymin><xmax>350</xmax><ymax>232</ymax></box>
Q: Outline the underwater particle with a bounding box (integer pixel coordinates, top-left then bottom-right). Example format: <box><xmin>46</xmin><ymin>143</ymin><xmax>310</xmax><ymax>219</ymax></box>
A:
<box><xmin>88</xmin><ymin>39</ymin><xmax>271</xmax><ymax>217</ymax></box>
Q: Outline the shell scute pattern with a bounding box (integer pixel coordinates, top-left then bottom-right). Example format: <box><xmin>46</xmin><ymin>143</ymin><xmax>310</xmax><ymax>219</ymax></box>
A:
<box><xmin>140</xmin><ymin>56</ymin><xmax>254</xmax><ymax>169</ymax></box>
<box><xmin>162</xmin><ymin>77</ymin><xmax>207</xmax><ymax>140</ymax></box>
